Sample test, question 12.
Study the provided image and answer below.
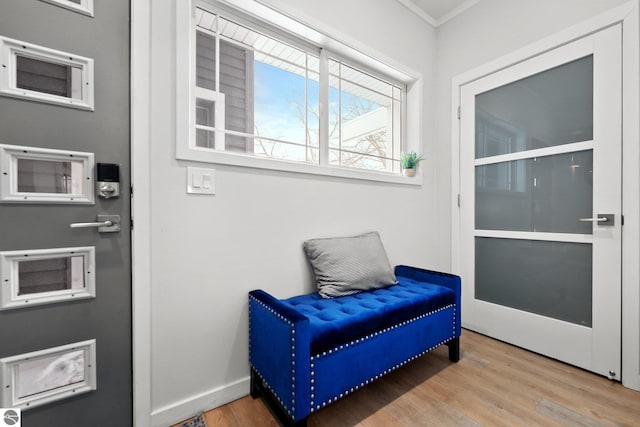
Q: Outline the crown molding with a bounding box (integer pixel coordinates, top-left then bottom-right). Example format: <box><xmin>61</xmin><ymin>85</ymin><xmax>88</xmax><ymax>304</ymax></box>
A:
<box><xmin>396</xmin><ymin>0</ymin><xmax>480</xmax><ymax>27</ymax></box>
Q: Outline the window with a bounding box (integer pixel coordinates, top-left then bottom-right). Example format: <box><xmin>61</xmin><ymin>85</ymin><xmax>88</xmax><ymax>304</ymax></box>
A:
<box><xmin>0</xmin><ymin>36</ymin><xmax>94</xmax><ymax>110</ymax></box>
<box><xmin>0</xmin><ymin>340</ymin><xmax>97</xmax><ymax>410</ymax></box>
<box><xmin>194</xmin><ymin>10</ymin><xmax>321</xmax><ymax>164</ymax></box>
<box><xmin>39</xmin><ymin>0</ymin><xmax>94</xmax><ymax>17</ymax></box>
<box><xmin>178</xmin><ymin>1</ymin><xmax>417</xmax><ymax>181</ymax></box>
<box><xmin>0</xmin><ymin>247</ymin><xmax>96</xmax><ymax>310</ymax></box>
<box><xmin>0</xmin><ymin>144</ymin><xmax>95</xmax><ymax>204</ymax></box>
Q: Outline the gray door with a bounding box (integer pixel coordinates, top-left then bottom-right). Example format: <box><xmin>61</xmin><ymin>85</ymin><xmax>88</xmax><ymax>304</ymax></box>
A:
<box><xmin>0</xmin><ymin>1</ymin><xmax>131</xmax><ymax>426</ymax></box>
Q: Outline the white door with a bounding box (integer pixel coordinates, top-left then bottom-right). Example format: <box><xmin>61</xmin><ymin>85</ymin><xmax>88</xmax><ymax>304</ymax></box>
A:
<box><xmin>459</xmin><ymin>25</ymin><xmax>622</xmax><ymax>379</ymax></box>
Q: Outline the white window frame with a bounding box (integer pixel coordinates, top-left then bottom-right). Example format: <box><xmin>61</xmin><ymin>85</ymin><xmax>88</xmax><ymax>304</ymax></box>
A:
<box><xmin>0</xmin><ymin>340</ymin><xmax>97</xmax><ymax>410</ymax></box>
<box><xmin>0</xmin><ymin>247</ymin><xmax>96</xmax><ymax>311</ymax></box>
<box><xmin>0</xmin><ymin>144</ymin><xmax>95</xmax><ymax>204</ymax></box>
<box><xmin>39</xmin><ymin>0</ymin><xmax>95</xmax><ymax>17</ymax></box>
<box><xmin>0</xmin><ymin>36</ymin><xmax>94</xmax><ymax>111</ymax></box>
<box><xmin>177</xmin><ymin>0</ymin><xmax>423</xmax><ymax>185</ymax></box>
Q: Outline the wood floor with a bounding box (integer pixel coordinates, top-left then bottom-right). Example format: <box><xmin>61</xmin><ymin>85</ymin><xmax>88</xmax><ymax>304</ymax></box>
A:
<box><xmin>176</xmin><ymin>329</ymin><xmax>640</xmax><ymax>426</ymax></box>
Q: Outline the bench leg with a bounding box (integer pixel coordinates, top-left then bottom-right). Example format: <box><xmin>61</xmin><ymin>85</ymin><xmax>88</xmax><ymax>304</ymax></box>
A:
<box><xmin>250</xmin><ymin>367</ymin><xmax>261</xmax><ymax>398</ymax></box>
<box><xmin>447</xmin><ymin>337</ymin><xmax>460</xmax><ymax>362</ymax></box>
<box><xmin>250</xmin><ymin>368</ymin><xmax>307</xmax><ymax>427</ymax></box>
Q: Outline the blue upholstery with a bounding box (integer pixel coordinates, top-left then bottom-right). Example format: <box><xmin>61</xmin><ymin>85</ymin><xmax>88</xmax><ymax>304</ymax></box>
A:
<box><xmin>281</xmin><ymin>276</ymin><xmax>455</xmax><ymax>354</ymax></box>
<box><xmin>249</xmin><ymin>265</ymin><xmax>461</xmax><ymax>425</ymax></box>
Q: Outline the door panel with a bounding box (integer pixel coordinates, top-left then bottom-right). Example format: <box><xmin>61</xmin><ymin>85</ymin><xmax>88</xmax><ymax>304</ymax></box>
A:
<box><xmin>0</xmin><ymin>1</ymin><xmax>131</xmax><ymax>425</ymax></box>
<box><xmin>460</xmin><ymin>25</ymin><xmax>622</xmax><ymax>378</ymax></box>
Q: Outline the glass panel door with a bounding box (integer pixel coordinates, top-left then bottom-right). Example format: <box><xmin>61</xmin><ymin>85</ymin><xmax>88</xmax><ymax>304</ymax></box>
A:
<box><xmin>459</xmin><ymin>25</ymin><xmax>622</xmax><ymax>378</ymax></box>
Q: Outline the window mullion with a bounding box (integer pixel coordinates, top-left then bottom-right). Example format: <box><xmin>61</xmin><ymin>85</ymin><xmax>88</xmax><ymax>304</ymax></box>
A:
<box><xmin>338</xmin><ymin>62</ymin><xmax>342</xmax><ymax>166</ymax></box>
<box><xmin>319</xmin><ymin>48</ymin><xmax>329</xmax><ymax>166</ymax></box>
<box><xmin>213</xmin><ymin>15</ymin><xmax>226</xmax><ymax>150</ymax></box>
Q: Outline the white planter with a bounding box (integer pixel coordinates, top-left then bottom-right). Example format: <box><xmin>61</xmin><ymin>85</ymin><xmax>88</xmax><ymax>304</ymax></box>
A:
<box><xmin>402</xmin><ymin>168</ymin><xmax>416</xmax><ymax>177</ymax></box>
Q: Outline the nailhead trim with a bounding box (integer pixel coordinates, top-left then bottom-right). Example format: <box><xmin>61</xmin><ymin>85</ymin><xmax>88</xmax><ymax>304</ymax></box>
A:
<box><xmin>251</xmin><ymin>294</ymin><xmax>459</xmax><ymax>418</ymax></box>
<box><xmin>309</xmin><ymin>304</ymin><xmax>457</xmax><ymax>412</ymax></box>
<box><xmin>249</xmin><ymin>295</ymin><xmax>297</xmax><ymax>416</ymax></box>
<box><xmin>311</xmin><ymin>304</ymin><xmax>455</xmax><ymax>359</ymax></box>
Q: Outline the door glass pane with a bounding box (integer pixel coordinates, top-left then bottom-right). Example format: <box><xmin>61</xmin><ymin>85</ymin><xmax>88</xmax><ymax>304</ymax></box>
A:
<box><xmin>18</xmin><ymin>256</ymin><xmax>85</xmax><ymax>295</ymax></box>
<box><xmin>476</xmin><ymin>55</ymin><xmax>593</xmax><ymax>158</ymax></box>
<box><xmin>16</xmin><ymin>350</ymin><xmax>85</xmax><ymax>398</ymax></box>
<box><xmin>475</xmin><ymin>237</ymin><xmax>592</xmax><ymax>327</ymax></box>
<box><xmin>476</xmin><ymin>150</ymin><xmax>593</xmax><ymax>234</ymax></box>
<box><xmin>16</xmin><ymin>55</ymin><xmax>83</xmax><ymax>100</ymax></box>
<box><xmin>17</xmin><ymin>158</ymin><xmax>84</xmax><ymax>194</ymax></box>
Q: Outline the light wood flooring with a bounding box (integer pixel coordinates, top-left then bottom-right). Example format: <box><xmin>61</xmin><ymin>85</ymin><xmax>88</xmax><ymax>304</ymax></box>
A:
<box><xmin>176</xmin><ymin>329</ymin><xmax>640</xmax><ymax>426</ymax></box>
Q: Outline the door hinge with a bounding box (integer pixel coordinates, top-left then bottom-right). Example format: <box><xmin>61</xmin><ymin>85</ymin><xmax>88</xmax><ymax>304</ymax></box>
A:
<box><xmin>130</xmin><ymin>185</ymin><xmax>134</xmax><ymax>197</ymax></box>
<box><xmin>457</xmin><ymin>106</ymin><xmax>461</xmax><ymax>120</ymax></box>
<box><xmin>130</xmin><ymin>218</ymin><xmax>134</xmax><ymax>229</ymax></box>
<box><xmin>621</xmin><ymin>215</ymin><xmax>624</xmax><ymax>226</ymax></box>
<box><xmin>457</xmin><ymin>194</ymin><xmax>461</xmax><ymax>207</ymax></box>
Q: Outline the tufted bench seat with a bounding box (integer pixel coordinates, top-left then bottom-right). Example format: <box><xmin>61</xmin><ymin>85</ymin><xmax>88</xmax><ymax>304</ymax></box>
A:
<box><xmin>281</xmin><ymin>277</ymin><xmax>456</xmax><ymax>355</ymax></box>
<box><xmin>249</xmin><ymin>265</ymin><xmax>461</xmax><ymax>427</ymax></box>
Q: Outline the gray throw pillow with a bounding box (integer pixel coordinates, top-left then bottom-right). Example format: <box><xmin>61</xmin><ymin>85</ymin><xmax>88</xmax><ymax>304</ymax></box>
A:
<box><xmin>303</xmin><ymin>231</ymin><xmax>398</xmax><ymax>298</ymax></box>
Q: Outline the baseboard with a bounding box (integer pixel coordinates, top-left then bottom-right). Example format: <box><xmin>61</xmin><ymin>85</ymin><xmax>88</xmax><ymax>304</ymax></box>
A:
<box><xmin>149</xmin><ymin>376</ymin><xmax>250</xmax><ymax>427</ymax></box>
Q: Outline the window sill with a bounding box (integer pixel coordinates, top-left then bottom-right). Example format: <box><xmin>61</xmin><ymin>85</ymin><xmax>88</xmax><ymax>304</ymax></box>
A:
<box><xmin>176</xmin><ymin>147</ymin><xmax>423</xmax><ymax>186</ymax></box>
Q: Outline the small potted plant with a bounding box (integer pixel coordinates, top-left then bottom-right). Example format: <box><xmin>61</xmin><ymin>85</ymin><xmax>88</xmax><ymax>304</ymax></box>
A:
<box><xmin>401</xmin><ymin>151</ymin><xmax>424</xmax><ymax>177</ymax></box>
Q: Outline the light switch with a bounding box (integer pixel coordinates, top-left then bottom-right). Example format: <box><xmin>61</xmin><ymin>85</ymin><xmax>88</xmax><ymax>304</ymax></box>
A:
<box><xmin>192</xmin><ymin>173</ymin><xmax>201</xmax><ymax>188</ymax></box>
<box><xmin>202</xmin><ymin>174</ymin><xmax>212</xmax><ymax>189</ymax></box>
<box><xmin>187</xmin><ymin>167</ymin><xmax>216</xmax><ymax>195</ymax></box>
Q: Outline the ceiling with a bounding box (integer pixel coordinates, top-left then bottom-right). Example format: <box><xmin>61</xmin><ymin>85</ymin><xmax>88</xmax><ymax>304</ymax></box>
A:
<box><xmin>397</xmin><ymin>0</ymin><xmax>480</xmax><ymax>26</ymax></box>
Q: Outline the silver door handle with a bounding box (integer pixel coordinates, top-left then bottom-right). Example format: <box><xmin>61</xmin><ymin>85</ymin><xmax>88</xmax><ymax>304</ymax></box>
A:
<box><xmin>70</xmin><ymin>215</ymin><xmax>121</xmax><ymax>233</ymax></box>
<box><xmin>578</xmin><ymin>213</ymin><xmax>614</xmax><ymax>226</ymax></box>
<box><xmin>70</xmin><ymin>220</ymin><xmax>113</xmax><ymax>228</ymax></box>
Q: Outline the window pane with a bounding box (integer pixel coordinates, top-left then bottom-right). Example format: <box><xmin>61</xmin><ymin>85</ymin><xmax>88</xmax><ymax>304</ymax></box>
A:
<box><xmin>307</xmin><ymin>71</ymin><xmax>320</xmax><ymax>148</ymax></box>
<box><xmin>331</xmin><ymin>149</ymin><xmax>391</xmax><ymax>171</ymax></box>
<box><xmin>17</xmin><ymin>350</ymin><xmax>85</xmax><ymax>398</ymax></box>
<box><xmin>254</xmin><ymin>138</ymin><xmax>308</xmax><ymax>162</ymax></box>
<box><xmin>476</xmin><ymin>237</ymin><xmax>592</xmax><ymax>327</ymax></box>
<box><xmin>196</xmin><ymin>129</ymin><xmax>215</xmax><ymax>149</ymax></box>
<box><xmin>226</xmin><ymin>133</ymin><xmax>253</xmax><ymax>153</ymax></box>
<box><xmin>254</xmin><ymin>61</ymin><xmax>306</xmax><ymax>146</ymax></box>
<box><xmin>476</xmin><ymin>55</ymin><xmax>593</xmax><ymax>158</ymax></box>
<box><xmin>16</xmin><ymin>55</ymin><xmax>83</xmax><ymax>100</ymax></box>
<box><xmin>196</xmin><ymin>98</ymin><xmax>215</xmax><ymax>127</ymax></box>
<box><xmin>329</xmin><ymin>60</ymin><xmax>399</xmax><ymax>171</ymax></box>
<box><xmin>220</xmin><ymin>40</ymin><xmax>251</xmax><ymax>136</ymax></box>
<box><xmin>475</xmin><ymin>150</ymin><xmax>593</xmax><ymax>234</ymax></box>
<box><xmin>18</xmin><ymin>256</ymin><xmax>85</xmax><ymax>295</ymax></box>
<box><xmin>17</xmin><ymin>158</ymin><xmax>84</xmax><ymax>194</ymax></box>
<box><xmin>328</xmin><ymin>73</ymin><xmax>341</xmax><ymax>150</ymax></box>
<box><xmin>196</xmin><ymin>31</ymin><xmax>216</xmax><ymax>91</ymax></box>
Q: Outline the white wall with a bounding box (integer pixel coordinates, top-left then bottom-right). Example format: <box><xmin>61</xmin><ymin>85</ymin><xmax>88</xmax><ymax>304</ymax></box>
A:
<box><xmin>138</xmin><ymin>1</ymin><xmax>639</xmax><ymax>424</ymax></box>
<box><xmin>144</xmin><ymin>0</ymin><xmax>436</xmax><ymax>424</ymax></box>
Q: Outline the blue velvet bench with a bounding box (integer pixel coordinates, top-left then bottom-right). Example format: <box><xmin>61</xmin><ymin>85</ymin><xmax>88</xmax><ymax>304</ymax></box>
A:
<box><xmin>248</xmin><ymin>265</ymin><xmax>461</xmax><ymax>426</ymax></box>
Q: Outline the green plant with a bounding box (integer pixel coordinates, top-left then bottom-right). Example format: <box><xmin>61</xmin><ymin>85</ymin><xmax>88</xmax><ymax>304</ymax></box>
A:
<box><xmin>401</xmin><ymin>151</ymin><xmax>424</xmax><ymax>169</ymax></box>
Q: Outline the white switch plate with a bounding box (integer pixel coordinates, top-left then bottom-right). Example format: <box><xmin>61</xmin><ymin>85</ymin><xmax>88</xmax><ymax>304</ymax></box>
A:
<box><xmin>187</xmin><ymin>167</ymin><xmax>216</xmax><ymax>195</ymax></box>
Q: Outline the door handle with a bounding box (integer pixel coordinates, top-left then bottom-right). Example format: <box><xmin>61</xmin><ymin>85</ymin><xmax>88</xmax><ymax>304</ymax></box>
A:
<box><xmin>70</xmin><ymin>214</ymin><xmax>121</xmax><ymax>232</ymax></box>
<box><xmin>71</xmin><ymin>220</ymin><xmax>113</xmax><ymax>228</ymax></box>
<box><xmin>578</xmin><ymin>214</ymin><xmax>614</xmax><ymax>226</ymax></box>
